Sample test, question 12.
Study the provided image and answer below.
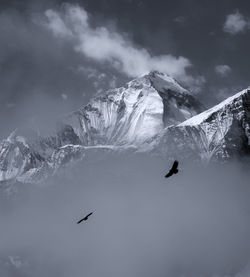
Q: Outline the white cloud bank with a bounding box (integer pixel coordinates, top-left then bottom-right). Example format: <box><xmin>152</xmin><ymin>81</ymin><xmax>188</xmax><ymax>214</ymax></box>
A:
<box><xmin>223</xmin><ymin>11</ymin><xmax>250</xmax><ymax>34</ymax></box>
<box><xmin>215</xmin><ymin>64</ymin><xmax>232</xmax><ymax>77</ymax></box>
<box><xmin>42</xmin><ymin>4</ymin><xmax>204</xmax><ymax>91</ymax></box>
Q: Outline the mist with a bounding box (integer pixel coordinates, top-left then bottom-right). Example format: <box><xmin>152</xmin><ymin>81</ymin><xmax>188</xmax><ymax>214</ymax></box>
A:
<box><xmin>1</xmin><ymin>154</ymin><xmax>250</xmax><ymax>277</ymax></box>
<box><xmin>0</xmin><ymin>5</ymin><xmax>127</xmax><ymax>139</ymax></box>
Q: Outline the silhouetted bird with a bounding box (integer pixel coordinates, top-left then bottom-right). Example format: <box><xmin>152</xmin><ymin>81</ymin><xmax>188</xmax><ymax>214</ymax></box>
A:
<box><xmin>77</xmin><ymin>212</ymin><xmax>93</xmax><ymax>224</ymax></box>
<box><xmin>165</xmin><ymin>161</ymin><xmax>179</xmax><ymax>178</ymax></box>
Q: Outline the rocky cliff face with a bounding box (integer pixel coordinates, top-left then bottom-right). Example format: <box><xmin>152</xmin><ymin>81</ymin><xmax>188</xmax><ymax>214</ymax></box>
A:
<box><xmin>151</xmin><ymin>88</ymin><xmax>250</xmax><ymax>162</ymax></box>
<box><xmin>0</xmin><ymin>130</ymin><xmax>85</xmax><ymax>184</ymax></box>
<box><xmin>0</xmin><ymin>71</ymin><xmax>249</xmax><ymax>184</ymax></box>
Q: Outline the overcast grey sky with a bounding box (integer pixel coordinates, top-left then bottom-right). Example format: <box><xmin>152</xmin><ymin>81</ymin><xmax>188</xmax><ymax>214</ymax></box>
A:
<box><xmin>1</xmin><ymin>0</ymin><xmax>250</xmax><ymax>137</ymax></box>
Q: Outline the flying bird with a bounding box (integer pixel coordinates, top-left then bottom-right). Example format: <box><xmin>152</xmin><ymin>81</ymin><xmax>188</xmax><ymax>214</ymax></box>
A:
<box><xmin>77</xmin><ymin>212</ymin><xmax>93</xmax><ymax>224</ymax></box>
<box><xmin>165</xmin><ymin>160</ymin><xmax>179</xmax><ymax>178</ymax></box>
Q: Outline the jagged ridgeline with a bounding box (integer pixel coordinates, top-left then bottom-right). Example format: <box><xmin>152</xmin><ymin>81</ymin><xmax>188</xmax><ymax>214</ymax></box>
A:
<box><xmin>0</xmin><ymin>71</ymin><xmax>250</xmax><ymax>184</ymax></box>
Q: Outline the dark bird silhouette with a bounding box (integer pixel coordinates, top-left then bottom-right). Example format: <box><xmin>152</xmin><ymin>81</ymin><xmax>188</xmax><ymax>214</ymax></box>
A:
<box><xmin>77</xmin><ymin>212</ymin><xmax>93</xmax><ymax>224</ymax></box>
<box><xmin>165</xmin><ymin>160</ymin><xmax>179</xmax><ymax>178</ymax></box>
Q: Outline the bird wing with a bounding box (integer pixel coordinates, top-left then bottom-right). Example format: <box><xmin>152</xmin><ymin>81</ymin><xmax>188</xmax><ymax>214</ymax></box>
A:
<box><xmin>77</xmin><ymin>218</ymin><xmax>84</xmax><ymax>224</ymax></box>
<box><xmin>78</xmin><ymin>212</ymin><xmax>93</xmax><ymax>223</ymax></box>
<box><xmin>171</xmin><ymin>160</ymin><xmax>178</xmax><ymax>171</ymax></box>
<box><xmin>165</xmin><ymin>170</ymin><xmax>173</xmax><ymax>178</ymax></box>
<box><xmin>84</xmin><ymin>212</ymin><xmax>93</xmax><ymax>220</ymax></box>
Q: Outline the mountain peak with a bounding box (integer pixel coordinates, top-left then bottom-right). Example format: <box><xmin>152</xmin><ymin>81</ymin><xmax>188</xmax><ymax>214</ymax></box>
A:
<box><xmin>1</xmin><ymin>74</ymin><xmax>250</xmax><ymax>185</ymax></box>
<box><xmin>152</xmin><ymin>87</ymin><xmax>250</xmax><ymax>162</ymax></box>
<box><xmin>180</xmin><ymin>88</ymin><xmax>250</xmax><ymax>127</ymax></box>
<box><xmin>62</xmin><ymin>71</ymin><xmax>203</xmax><ymax>147</ymax></box>
<box><xmin>127</xmin><ymin>71</ymin><xmax>189</xmax><ymax>96</ymax></box>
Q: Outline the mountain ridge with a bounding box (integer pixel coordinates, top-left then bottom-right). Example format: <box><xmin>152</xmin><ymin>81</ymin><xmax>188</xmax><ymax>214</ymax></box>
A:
<box><xmin>0</xmin><ymin>71</ymin><xmax>249</xmax><ymax>184</ymax></box>
<box><xmin>62</xmin><ymin>71</ymin><xmax>203</xmax><ymax>146</ymax></box>
<box><xmin>151</xmin><ymin>87</ymin><xmax>250</xmax><ymax>162</ymax></box>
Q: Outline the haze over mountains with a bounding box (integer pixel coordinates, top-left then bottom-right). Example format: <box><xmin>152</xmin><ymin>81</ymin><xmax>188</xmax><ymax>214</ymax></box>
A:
<box><xmin>0</xmin><ymin>71</ymin><xmax>250</xmax><ymax>184</ymax></box>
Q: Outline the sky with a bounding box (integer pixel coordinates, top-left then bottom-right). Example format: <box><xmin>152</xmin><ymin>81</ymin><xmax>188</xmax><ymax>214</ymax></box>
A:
<box><xmin>1</xmin><ymin>0</ymin><xmax>250</xmax><ymax>136</ymax></box>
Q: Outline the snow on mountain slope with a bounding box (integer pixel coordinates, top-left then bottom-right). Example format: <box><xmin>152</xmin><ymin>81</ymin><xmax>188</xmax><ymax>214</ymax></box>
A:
<box><xmin>0</xmin><ymin>71</ymin><xmax>202</xmax><ymax>184</ymax></box>
<box><xmin>179</xmin><ymin>88</ymin><xmax>250</xmax><ymax>127</ymax></box>
<box><xmin>62</xmin><ymin>71</ymin><xmax>203</xmax><ymax>145</ymax></box>
<box><xmin>0</xmin><ymin>131</ymin><xmax>86</xmax><ymax>184</ymax></box>
<box><xmin>0</xmin><ymin>130</ymin><xmax>137</xmax><ymax>184</ymax></box>
<box><xmin>152</xmin><ymin>88</ymin><xmax>250</xmax><ymax>162</ymax></box>
<box><xmin>3</xmin><ymin>71</ymin><xmax>250</xmax><ymax>185</ymax></box>
<box><xmin>0</xmin><ymin>131</ymin><xmax>46</xmax><ymax>182</ymax></box>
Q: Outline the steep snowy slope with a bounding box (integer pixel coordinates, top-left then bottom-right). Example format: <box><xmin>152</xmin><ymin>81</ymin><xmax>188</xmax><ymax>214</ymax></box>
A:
<box><xmin>0</xmin><ymin>130</ymin><xmax>86</xmax><ymax>183</ymax></box>
<box><xmin>0</xmin><ymin>130</ymin><xmax>136</xmax><ymax>184</ymax></box>
<box><xmin>62</xmin><ymin>71</ymin><xmax>203</xmax><ymax>145</ymax></box>
<box><xmin>0</xmin><ymin>71</ymin><xmax>202</xmax><ymax>184</ymax></box>
<box><xmin>152</xmin><ymin>88</ymin><xmax>250</xmax><ymax>161</ymax></box>
<box><xmin>2</xmin><ymin>71</ymin><xmax>250</xmax><ymax>184</ymax></box>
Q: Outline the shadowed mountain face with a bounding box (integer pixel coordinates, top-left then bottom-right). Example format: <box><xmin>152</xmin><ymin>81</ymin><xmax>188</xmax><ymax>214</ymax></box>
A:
<box><xmin>0</xmin><ymin>71</ymin><xmax>250</xmax><ymax>184</ymax></box>
<box><xmin>152</xmin><ymin>88</ymin><xmax>250</xmax><ymax>162</ymax></box>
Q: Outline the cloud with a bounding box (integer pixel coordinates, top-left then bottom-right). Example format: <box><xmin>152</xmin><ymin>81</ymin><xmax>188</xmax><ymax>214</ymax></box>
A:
<box><xmin>217</xmin><ymin>87</ymin><xmax>231</xmax><ymax>100</ymax></box>
<box><xmin>61</xmin><ymin>93</ymin><xmax>68</xmax><ymax>100</ymax></box>
<box><xmin>223</xmin><ymin>12</ymin><xmax>249</xmax><ymax>34</ymax></box>
<box><xmin>5</xmin><ymin>102</ymin><xmax>16</xmax><ymax>109</ymax></box>
<box><xmin>215</xmin><ymin>64</ymin><xmax>232</xmax><ymax>77</ymax></box>
<box><xmin>174</xmin><ymin>16</ymin><xmax>186</xmax><ymax>24</ymax></box>
<box><xmin>42</xmin><ymin>4</ymin><xmax>204</xmax><ymax>91</ymax></box>
<box><xmin>109</xmin><ymin>75</ymin><xmax>118</xmax><ymax>89</ymax></box>
<box><xmin>0</xmin><ymin>8</ymin><xmax>104</xmax><ymax>138</ymax></box>
<box><xmin>78</xmin><ymin>66</ymin><xmax>106</xmax><ymax>81</ymax></box>
<box><xmin>1</xmin><ymin>158</ymin><xmax>250</xmax><ymax>277</ymax></box>
<box><xmin>77</xmin><ymin>66</ymin><xmax>117</xmax><ymax>91</ymax></box>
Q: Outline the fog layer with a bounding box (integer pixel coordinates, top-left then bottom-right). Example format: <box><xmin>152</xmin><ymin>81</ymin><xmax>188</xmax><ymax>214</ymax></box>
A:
<box><xmin>1</xmin><ymin>155</ymin><xmax>250</xmax><ymax>277</ymax></box>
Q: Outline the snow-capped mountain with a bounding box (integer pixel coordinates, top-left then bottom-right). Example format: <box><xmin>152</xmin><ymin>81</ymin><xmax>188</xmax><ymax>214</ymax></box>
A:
<box><xmin>0</xmin><ymin>71</ymin><xmax>249</xmax><ymax>184</ymax></box>
<box><xmin>0</xmin><ymin>130</ymin><xmax>85</xmax><ymax>184</ymax></box>
<box><xmin>151</xmin><ymin>88</ymin><xmax>250</xmax><ymax>162</ymax></box>
<box><xmin>62</xmin><ymin>71</ymin><xmax>203</xmax><ymax>146</ymax></box>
